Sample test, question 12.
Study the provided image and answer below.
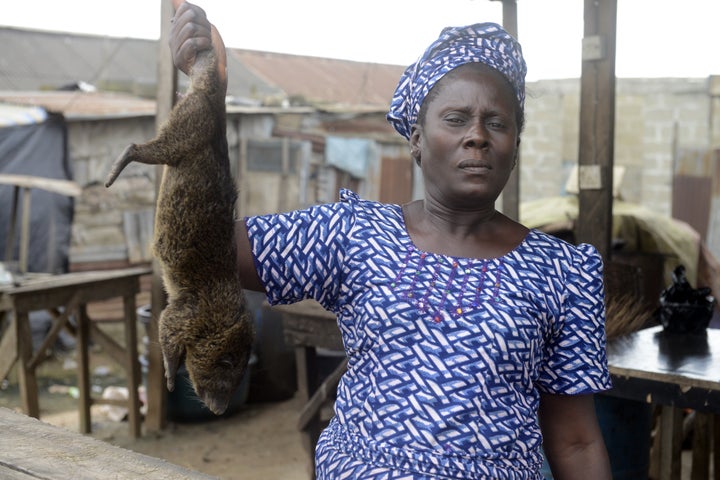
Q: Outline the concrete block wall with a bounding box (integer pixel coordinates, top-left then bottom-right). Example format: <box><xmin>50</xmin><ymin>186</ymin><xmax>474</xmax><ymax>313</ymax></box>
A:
<box><xmin>68</xmin><ymin>116</ymin><xmax>157</xmax><ymax>267</ymax></box>
<box><xmin>522</xmin><ymin>77</ymin><xmax>714</xmax><ymax>218</ymax></box>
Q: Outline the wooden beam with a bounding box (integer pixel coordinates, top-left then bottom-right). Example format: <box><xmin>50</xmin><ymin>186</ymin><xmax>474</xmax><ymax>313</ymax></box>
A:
<box><xmin>0</xmin><ymin>173</ymin><xmax>82</xmax><ymax>197</ymax></box>
<box><xmin>145</xmin><ymin>0</ymin><xmax>177</xmax><ymax>433</ymax></box>
<box><xmin>576</xmin><ymin>0</ymin><xmax>617</xmax><ymax>260</ymax></box>
<box><xmin>492</xmin><ymin>0</ymin><xmax>521</xmax><ymax>221</ymax></box>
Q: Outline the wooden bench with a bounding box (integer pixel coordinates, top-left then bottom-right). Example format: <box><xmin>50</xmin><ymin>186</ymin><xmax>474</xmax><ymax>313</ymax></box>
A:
<box><xmin>0</xmin><ymin>406</ymin><xmax>216</xmax><ymax>479</ymax></box>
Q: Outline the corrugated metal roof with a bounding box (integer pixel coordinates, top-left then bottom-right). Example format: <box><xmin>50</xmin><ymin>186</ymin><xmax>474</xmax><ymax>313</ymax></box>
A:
<box><xmin>0</xmin><ymin>27</ymin><xmax>403</xmax><ymax>109</ymax></box>
<box><xmin>0</xmin><ymin>91</ymin><xmax>155</xmax><ymax>119</ymax></box>
<box><xmin>0</xmin><ymin>27</ymin><xmax>284</xmax><ymax>103</ymax></box>
<box><xmin>231</xmin><ymin>49</ymin><xmax>405</xmax><ymax>107</ymax></box>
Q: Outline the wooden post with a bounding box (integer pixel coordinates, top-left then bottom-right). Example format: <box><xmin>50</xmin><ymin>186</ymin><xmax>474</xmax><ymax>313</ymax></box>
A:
<box><xmin>145</xmin><ymin>0</ymin><xmax>177</xmax><ymax>432</ymax></box>
<box><xmin>658</xmin><ymin>406</ymin><xmax>683</xmax><ymax>480</ymax></box>
<box><xmin>575</xmin><ymin>0</ymin><xmax>617</xmax><ymax>259</ymax></box>
<box><xmin>492</xmin><ymin>0</ymin><xmax>520</xmax><ymax>221</ymax></box>
<box><xmin>76</xmin><ymin>304</ymin><xmax>91</xmax><ymax>434</ymax></box>
<box><xmin>15</xmin><ymin>311</ymin><xmax>39</xmax><ymax>418</ymax></box>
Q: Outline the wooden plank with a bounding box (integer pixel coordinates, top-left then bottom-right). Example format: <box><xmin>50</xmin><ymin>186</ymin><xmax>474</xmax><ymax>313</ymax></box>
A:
<box><xmin>15</xmin><ymin>311</ymin><xmax>38</xmax><ymax>418</ymax></box>
<box><xmin>576</xmin><ymin>0</ymin><xmax>617</xmax><ymax>259</ymax></box>
<box><xmin>379</xmin><ymin>155</ymin><xmax>412</xmax><ymax>205</ymax></box>
<box><xmin>0</xmin><ymin>468</ymin><xmax>41</xmax><ymax>479</ymax></box>
<box><xmin>496</xmin><ymin>0</ymin><xmax>520</xmax><ymax>221</ymax></box>
<box><xmin>123</xmin><ymin>209</ymin><xmax>154</xmax><ymax>263</ymax></box>
<box><xmin>672</xmin><ymin>174</ymin><xmax>712</xmax><ymax>240</ymax></box>
<box><xmin>294</xmin><ymin>345</ymin><xmax>319</xmax><ymax>480</ymax></box>
<box><xmin>0</xmin><ymin>267</ymin><xmax>150</xmax><ymax>295</ymax></box>
<box><xmin>76</xmin><ymin>304</ymin><xmax>91</xmax><ymax>434</ymax></box>
<box><xmin>144</xmin><ymin>0</ymin><xmax>177</xmax><ymax>433</ymax></box>
<box><xmin>27</xmin><ymin>293</ymin><xmax>79</xmax><ymax>370</ymax></box>
<box><xmin>0</xmin><ymin>407</ymin><xmax>216</xmax><ymax>479</ymax></box>
<box><xmin>607</xmin><ymin>374</ymin><xmax>720</xmax><ymax>414</ymax></box>
<box><xmin>18</xmin><ymin>187</ymin><xmax>31</xmax><ymax>273</ymax></box>
<box><xmin>146</xmin><ymin>268</ymin><xmax>167</xmax><ymax>432</ymax></box>
<box><xmin>1</xmin><ymin>268</ymin><xmax>149</xmax><ymax>312</ymax></box>
<box><xmin>690</xmin><ymin>412</ymin><xmax>711</xmax><ymax>480</ymax></box>
<box><xmin>659</xmin><ymin>406</ymin><xmax>683</xmax><ymax>480</ymax></box>
<box><xmin>122</xmin><ymin>292</ymin><xmax>142</xmax><ymax>439</ymax></box>
<box><xmin>0</xmin><ymin>173</ymin><xmax>82</xmax><ymax>197</ymax></box>
<box><xmin>4</xmin><ymin>185</ymin><xmax>20</xmax><ymax>262</ymax></box>
<box><xmin>713</xmin><ymin>415</ymin><xmax>720</xmax><ymax>480</ymax></box>
<box><xmin>0</xmin><ymin>311</ymin><xmax>18</xmax><ymax>381</ymax></box>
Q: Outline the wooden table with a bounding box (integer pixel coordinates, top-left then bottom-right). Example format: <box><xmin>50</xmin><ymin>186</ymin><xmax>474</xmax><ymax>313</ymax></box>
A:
<box><xmin>0</xmin><ymin>406</ymin><xmax>216</xmax><ymax>479</ymax></box>
<box><xmin>605</xmin><ymin>325</ymin><xmax>720</xmax><ymax>480</ymax></box>
<box><xmin>0</xmin><ymin>267</ymin><xmax>151</xmax><ymax>438</ymax></box>
<box><xmin>278</xmin><ymin>302</ymin><xmax>719</xmax><ymax>479</ymax></box>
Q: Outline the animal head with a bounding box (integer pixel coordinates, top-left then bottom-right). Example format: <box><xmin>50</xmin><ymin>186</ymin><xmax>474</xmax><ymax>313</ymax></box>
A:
<box><xmin>183</xmin><ymin>315</ymin><xmax>254</xmax><ymax>415</ymax></box>
<box><xmin>161</xmin><ymin>301</ymin><xmax>254</xmax><ymax>415</ymax></box>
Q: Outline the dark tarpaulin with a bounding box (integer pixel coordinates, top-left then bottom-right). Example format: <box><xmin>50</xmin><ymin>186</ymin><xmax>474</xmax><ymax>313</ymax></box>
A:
<box><xmin>0</xmin><ymin>112</ymin><xmax>73</xmax><ymax>274</ymax></box>
<box><xmin>0</xmin><ymin>110</ymin><xmax>75</xmax><ymax>349</ymax></box>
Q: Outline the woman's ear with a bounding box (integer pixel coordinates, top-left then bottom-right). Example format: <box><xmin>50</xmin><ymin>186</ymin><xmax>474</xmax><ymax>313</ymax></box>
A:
<box><xmin>410</xmin><ymin>125</ymin><xmax>422</xmax><ymax>166</ymax></box>
<box><xmin>513</xmin><ymin>137</ymin><xmax>521</xmax><ymax>169</ymax></box>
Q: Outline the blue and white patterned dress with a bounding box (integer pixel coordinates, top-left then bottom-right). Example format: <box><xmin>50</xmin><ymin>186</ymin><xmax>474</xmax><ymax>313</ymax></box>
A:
<box><xmin>246</xmin><ymin>190</ymin><xmax>611</xmax><ymax>480</ymax></box>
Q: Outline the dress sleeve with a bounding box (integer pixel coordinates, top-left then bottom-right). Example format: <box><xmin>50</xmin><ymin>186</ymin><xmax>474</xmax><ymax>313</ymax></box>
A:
<box><xmin>536</xmin><ymin>243</ymin><xmax>612</xmax><ymax>395</ymax></box>
<box><xmin>244</xmin><ymin>193</ymin><xmax>354</xmax><ymax>309</ymax></box>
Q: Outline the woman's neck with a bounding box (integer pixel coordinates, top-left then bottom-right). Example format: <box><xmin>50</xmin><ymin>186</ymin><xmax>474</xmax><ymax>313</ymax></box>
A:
<box><xmin>402</xmin><ymin>199</ymin><xmax>528</xmax><ymax>259</ymax></box>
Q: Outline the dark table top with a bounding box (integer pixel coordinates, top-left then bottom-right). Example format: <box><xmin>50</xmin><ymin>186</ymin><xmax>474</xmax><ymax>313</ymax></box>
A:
<box><xmin>605</xmin><ymin>325</ymin><xmax>720</xmax><ymax>412</ymax></box>
<box><xmin>607</xmin><ymin>325</ymin><xmax>720</xmax><ymax>391</ymax></box>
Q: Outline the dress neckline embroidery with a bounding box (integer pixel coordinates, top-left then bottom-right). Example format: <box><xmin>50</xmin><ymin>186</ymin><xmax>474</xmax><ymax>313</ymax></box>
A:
<box><xmin>392</xmin><ymin>244</ymin><xmax>506</xmax><ymax>323</ymax></box>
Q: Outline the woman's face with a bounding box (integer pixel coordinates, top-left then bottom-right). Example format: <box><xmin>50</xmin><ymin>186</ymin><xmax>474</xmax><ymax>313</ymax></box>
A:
<box><xmin>410</xmin><ymin>63</ymin><xmax>520</xmax><ymax>209</ymax></box>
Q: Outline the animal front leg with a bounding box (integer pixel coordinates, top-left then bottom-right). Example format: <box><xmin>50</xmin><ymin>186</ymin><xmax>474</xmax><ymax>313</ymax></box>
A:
<box><xmin>159</xmin><ymin>308</ymin><xmax>186</xmax><ymax>392</ymax></box>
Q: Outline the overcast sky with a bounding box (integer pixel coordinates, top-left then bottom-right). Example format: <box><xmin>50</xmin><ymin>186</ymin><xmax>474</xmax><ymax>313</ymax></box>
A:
<box><xmin>3</xmin><ymin>0</ymin><xmax>719</xmax><ymax>81</ymax></box>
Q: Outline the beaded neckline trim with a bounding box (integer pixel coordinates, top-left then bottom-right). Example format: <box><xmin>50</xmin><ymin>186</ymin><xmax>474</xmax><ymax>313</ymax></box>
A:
<box><xmin>391</xmin><ymin>245</ymin><xmax>505</xmax><ymax>324</ymax></box>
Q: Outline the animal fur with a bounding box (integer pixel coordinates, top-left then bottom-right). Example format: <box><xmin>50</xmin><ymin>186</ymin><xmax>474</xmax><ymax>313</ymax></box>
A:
<box><xmin>105</xmin><ymin>14</ymin><xmax>253</xmax><ymax>415</ymax></box>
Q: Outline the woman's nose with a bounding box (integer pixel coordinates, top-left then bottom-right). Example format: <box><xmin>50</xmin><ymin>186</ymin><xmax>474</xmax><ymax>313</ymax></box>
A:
<box><xmin>463</xmin><ymin>120</ymin><xmax>489</xmax><ymax>148</ymax></box>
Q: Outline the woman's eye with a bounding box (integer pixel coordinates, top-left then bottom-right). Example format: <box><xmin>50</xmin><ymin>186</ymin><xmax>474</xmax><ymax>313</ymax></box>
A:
<box><xmin>444</xmin><ymin>115</ymin><xmax>465</xmax><ymax>125</ymax></box>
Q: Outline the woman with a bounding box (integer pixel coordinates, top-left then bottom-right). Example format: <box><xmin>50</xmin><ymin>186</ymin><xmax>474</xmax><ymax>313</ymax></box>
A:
<box><xmin>170</xmin><ymin>3</ymin><xmax>612</xmax><ymax>479</ymax></box>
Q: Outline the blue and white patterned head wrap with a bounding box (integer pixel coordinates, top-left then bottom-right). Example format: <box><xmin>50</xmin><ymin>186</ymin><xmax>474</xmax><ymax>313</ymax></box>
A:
<box><xmin>387</xmin><ymin>22</ymin><xmax>527</xmax><ymax>140</ymax></box>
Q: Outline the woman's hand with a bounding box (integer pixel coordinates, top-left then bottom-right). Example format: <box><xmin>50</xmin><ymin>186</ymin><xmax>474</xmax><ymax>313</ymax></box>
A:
<box><xmin>169</xmin><ymin>1</ymin><xmax>213</xmax><ymax>75</ymax></box>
